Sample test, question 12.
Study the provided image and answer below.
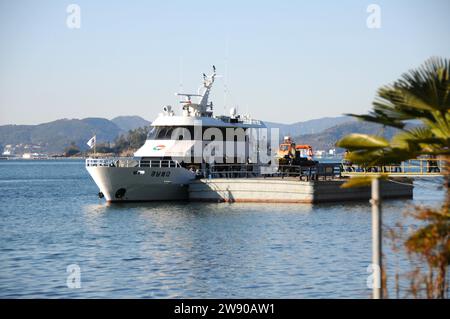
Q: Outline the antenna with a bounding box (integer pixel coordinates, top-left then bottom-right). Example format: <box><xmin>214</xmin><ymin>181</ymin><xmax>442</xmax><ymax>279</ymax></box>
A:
<box><xmin>177</xmin><ymin>93</ymin><xmax>202</xmax><ymax>104</ymax></box>
<box><xmin>175</xmin><ymin>66</ymin><xmax>218</xmax><ymax>116</ymax></box>
<box><xmin>224</xmin><ymin>36</ymin><xmax>229</xmax><ymax>112</ymax></box>
<box><xmin>175</xmin><ymin>55</ymin><xmax>184</xmax><ymax>107</ymax></box>
<box><xmin>179</xmin><ymin>56</ymin><xmax>183</xmax><ymax>91</ymax></box>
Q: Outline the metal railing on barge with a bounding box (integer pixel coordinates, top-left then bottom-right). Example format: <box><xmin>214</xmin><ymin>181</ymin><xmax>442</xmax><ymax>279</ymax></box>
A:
<box><xmin>208</xmin><ymin>163</ymin><xmax>342</xmax><ymax>181</ymax></box>
<box><xmin>85</xmin><ymin>158</ymin><xmax>181</xmax><ymax>168</ymax></box>
<box><xmin>341</xmin><ymin>158</ymin><xmax>444</xmax><ymax>177</ymax></box>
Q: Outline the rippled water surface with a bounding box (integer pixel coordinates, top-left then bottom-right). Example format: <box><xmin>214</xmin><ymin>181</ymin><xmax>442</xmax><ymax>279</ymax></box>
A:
<box><xmin>0</xmin><ymin>160</ymin><xmax>444</xmax><ymax>298</ymax></box>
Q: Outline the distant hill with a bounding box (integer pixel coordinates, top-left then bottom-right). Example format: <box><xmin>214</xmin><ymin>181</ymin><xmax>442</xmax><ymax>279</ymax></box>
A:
<box><xmin>293</xmin><ymin>120</ymin><xmax>402</xmax><ymax>152</ymax></box>
<box><xmin>0</xmin><ymin>118</ymin><xmax>121</xmax><ymax>153</ymax></box>
<box><xmin>264</xmin><ymin>116</ymin><xmax>352</xmax><ymax>137</ymax></box>
<box><xmin>111</xmin><ymin>116</ymin><xmax>151</xmax><ymax>132</ymax></box>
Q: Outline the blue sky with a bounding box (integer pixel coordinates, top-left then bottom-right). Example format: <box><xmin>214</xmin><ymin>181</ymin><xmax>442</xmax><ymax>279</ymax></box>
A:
<box><xmin>0</xmin><ymin>0</ymin><xmax>449</xmax><ymax>125</ymax></box>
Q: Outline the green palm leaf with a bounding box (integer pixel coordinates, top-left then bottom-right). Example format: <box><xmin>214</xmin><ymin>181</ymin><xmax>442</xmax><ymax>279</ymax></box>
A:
<box><xmin>337</xmin><ymin>134</ymin><xmax>389</xmax><ymax>150</ymax></box>
<box><xmin>338</xmin><ymin>57</ymin><xmax>450</xmax><ymax>162</ymax></box>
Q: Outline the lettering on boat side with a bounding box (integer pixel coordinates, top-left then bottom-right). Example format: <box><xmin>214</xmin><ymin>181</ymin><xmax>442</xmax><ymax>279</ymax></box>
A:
<box><xmin>132</xmin><ymin>171</ymin><xmax>172</xmax><ymax>177</ymax></box>
<box><xmin>150</xmin><ymin>171</ymin><xmax>171</xmax><ymax>177</ymax></box>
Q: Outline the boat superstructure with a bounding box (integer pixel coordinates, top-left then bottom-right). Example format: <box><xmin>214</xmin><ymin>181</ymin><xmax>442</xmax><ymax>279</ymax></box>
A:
<box><xmin>86</xmin><ymin>67</ymin><xmax>266</xmax><ymax>202</ymax></box>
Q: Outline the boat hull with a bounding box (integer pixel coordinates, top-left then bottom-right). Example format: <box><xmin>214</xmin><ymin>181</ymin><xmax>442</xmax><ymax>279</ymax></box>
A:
<box><xmin>86</xmin><ymin>166</ymin><xmax>195</xmax><ymax>202</ymax></box>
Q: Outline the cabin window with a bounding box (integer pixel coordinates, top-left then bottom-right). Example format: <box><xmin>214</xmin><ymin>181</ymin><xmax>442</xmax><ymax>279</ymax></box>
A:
<box><xmin>163</xmin><ymin>128</ymin><xmax>174</xmax><ymax>139</ymax></box>
<box><xmin>148</xmin><ymin>126</ymin><xmax>195</xmax><ymax>140</ymax></box>
<box><xmin>147</xmin><ymin>127</ymin><xmax>159</xmax><ymax>139</ymax></box>
<box><xmin>147</xmin><ymin>126</ymin><xmax>250</xmax><ymax>140</ymax></box>
<box><xmin>157</xmin><ymin>128</ymin><xmax>169</xmax><ymax>139</ymax></box>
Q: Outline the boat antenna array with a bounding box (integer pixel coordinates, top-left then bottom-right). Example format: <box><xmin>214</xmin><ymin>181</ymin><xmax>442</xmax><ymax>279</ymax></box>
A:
<box><xmin>176</xmin><ymin>66</ymin><xmax>217</xmax><ymax>117</ymax></box>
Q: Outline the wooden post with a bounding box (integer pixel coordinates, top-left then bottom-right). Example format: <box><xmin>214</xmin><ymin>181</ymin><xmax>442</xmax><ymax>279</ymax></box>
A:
<box><xmin>371</xmin><ymin>177</ymin><xmax>382</xmax><ymax>299</ymax></box>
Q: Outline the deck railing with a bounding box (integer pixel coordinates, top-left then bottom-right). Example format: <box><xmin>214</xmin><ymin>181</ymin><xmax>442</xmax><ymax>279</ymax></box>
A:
<box><xmin>341</xmin><ymin>158</ymin><xmax>444</xmax><ymax>177</ymax></box>
<box><xmin>208</xmin><ymin>163</ymin><xmax>342</xmax><ymax>181</ymax></box>
<box><xmin>85</xmin><ymin>158</ymin><xmax>181</xmax><ymax>168</ymax></box>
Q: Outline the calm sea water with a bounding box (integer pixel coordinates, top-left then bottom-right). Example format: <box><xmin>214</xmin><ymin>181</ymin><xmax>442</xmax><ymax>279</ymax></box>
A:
<box><xmin>0</xmin><ymin>160</ymin><xmax>444</xmax><ymax>298</ymax></box>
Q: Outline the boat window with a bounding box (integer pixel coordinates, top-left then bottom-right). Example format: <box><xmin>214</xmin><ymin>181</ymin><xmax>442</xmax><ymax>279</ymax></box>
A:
<box><xmin>164</xmin><ymin>128</ymin><xmax>174</xmax><ymax>139</ymax></box>
<box><xmin>147</xmin><ymin>127</ymin><xmax>160</xmax><ymax>139</ymax></box>
<box><xmin>147</xmin><ymin>126</ymin><xmax>252</xmax><ymax>140</ymax></box>
<box><xmin>148</xmin><ymin>126</ymin><xmax>195</xmax><ymax>140</ymax></box>
<box><xmin>157</xmin><ymin>128</ymin><xmax>168</xmax><ymax>139</ymax></box>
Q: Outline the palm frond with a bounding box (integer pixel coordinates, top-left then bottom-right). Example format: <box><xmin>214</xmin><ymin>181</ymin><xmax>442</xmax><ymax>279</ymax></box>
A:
<box><xmin>336</xmin><ymin>134</ymin><xmax>389</xmax><ymax>150</ymax></box>
<box><xmin>346</xmin><ymin>112</ymin><xmax>405</xmax><ymax>129</ymax></box>
<box><xmin>341</xmin><ymin>57</ymin><xmax>450</xmax><ymax>162</ymax></box>
<box><xmin>344</xmin><ymin>147</ymin><xmax>416</xmax><ymax>166</ymax></box>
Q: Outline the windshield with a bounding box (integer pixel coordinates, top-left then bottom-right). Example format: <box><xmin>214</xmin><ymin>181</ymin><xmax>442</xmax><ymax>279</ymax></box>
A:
<box><xmin>147</xmin><ymin>126</ymin><xmax>250</xmax><ymax>141</ymax></box>
<box><xmin>147</xmin><ymin>126</ymin><xmax>194</xmax><ymax>140</ymax></box>
<box><xmin>147</xmin><ymin>127</ymin><xmax>159</xmax><ymax>139</ymax></box>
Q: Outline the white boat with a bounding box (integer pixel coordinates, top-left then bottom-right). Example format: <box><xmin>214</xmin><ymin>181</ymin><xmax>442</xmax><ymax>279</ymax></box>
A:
<box><xmin>86</xmin><ymin>67</ymin><xmax>266</xmax><ymax>202</ymax></box>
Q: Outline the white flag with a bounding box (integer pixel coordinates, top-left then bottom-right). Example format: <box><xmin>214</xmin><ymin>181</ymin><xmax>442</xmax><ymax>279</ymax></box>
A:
<box><xmin>87</xmin><ymin>136</ymin><xmax>96</xmax><ymax>149</ymax></box>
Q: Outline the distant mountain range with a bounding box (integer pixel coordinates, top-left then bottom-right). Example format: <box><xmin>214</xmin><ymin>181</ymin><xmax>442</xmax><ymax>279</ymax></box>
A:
<box><xmin>111</xmin><ymin>116</ymin><xmax>151</xmax><ymax>132</ymax></box>
<box><xmin>264</xmin><ymin>116</ymin><xmax>352</xmax><ymax>137</ymax></box>
<box><xmin>293</xmin><ymin>120</ymin><xmax>401</xmax><ymax>151</ymax></box>
<box><xmin>0</xmin><ymin>116</ymin><xmax>151</xmax><ymax>153</ymax></box>
<box><xmin>0</xmin><ymin>115</ymin><xmax>408</xmax><ymax>154</ymax></box>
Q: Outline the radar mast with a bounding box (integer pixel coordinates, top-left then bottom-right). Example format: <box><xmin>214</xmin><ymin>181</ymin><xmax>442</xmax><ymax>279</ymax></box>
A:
<box><xmin>176</xmin><ymin>66</ymin><xmax>217</xmax><ymax>117</ymax></box>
